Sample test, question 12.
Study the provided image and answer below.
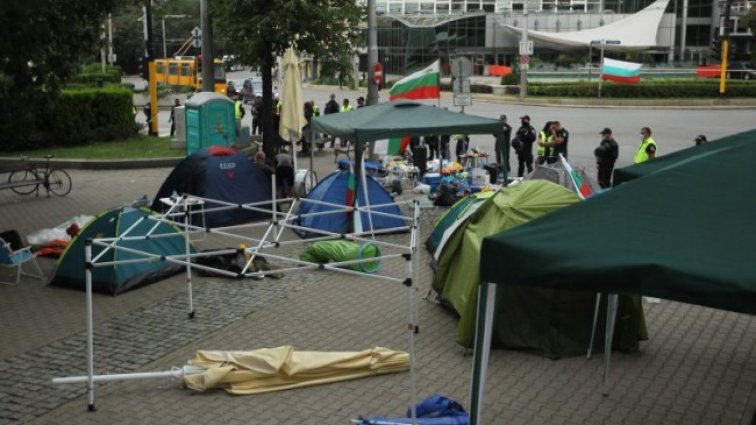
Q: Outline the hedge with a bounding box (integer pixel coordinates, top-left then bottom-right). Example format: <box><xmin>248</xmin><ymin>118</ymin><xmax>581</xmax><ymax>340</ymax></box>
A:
<box><xmin>527</xmin><ymin>80</ymin><xmax>756</xmax><ymax>98</ymax></box>
<box><xmin>48</xmin><ymin>86</ymin><xmax>136</xmax><ymax>147</ymax></box>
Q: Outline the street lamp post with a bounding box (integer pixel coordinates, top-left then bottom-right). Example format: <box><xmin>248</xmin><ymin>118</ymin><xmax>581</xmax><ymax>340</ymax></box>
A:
<box><xmin>519</xmin><ymin>7</ymin><xmax>529</xmax><ymax>98</ymax></box>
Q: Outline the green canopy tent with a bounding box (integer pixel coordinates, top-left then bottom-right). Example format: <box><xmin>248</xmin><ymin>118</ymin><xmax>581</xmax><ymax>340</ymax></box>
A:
<box><xmin>468</xmin><ymin>129</ymin><xmax>756</xmax><ymax>424</ymax></box>
<box><xmin>310</xmin><ymin>101</ymin><xmax>504</xmax><ymax>205</ymax></box>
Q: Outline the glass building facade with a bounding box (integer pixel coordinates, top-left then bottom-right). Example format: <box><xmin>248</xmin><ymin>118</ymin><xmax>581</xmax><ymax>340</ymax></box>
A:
<box><xmin>368</xmin><ymin>0</ymin><xmax>751</xmax><ymax>74</ymax></box>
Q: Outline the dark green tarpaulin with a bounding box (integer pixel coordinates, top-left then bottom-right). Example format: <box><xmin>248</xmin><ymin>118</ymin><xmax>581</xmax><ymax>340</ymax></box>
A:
<box><xmin>469</xmin><ymin>129</ymin><xmax>756</xmax><ymax>425</ymax></box>
<box><xmin>310</xmin><ymin>100</ymin><xmax>502</xmax><ymax>146</ymax></box>
<box><xmin>480</xmin><ymin>128</ymin><xmax>756</xmax><ymax>315</ymax></box>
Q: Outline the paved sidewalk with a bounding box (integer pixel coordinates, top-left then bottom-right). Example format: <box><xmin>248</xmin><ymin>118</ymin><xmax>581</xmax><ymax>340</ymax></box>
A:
<box><xmin>1</xmin><ymin>152</ymin><xmax>755</xmax><ymax>425</ymax></box>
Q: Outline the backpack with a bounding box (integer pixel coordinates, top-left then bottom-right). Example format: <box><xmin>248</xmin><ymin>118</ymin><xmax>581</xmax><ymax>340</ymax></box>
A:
<box><xmin>433</xmin><ymin>184</ymin><xmax>459</xmax><ymax>207</ymax></box>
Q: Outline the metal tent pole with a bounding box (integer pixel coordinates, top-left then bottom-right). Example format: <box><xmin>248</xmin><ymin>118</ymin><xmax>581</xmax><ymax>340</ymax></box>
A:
<box><xmin>469</xmin><ymin>282</ymin><xmax>497</xmax><ymax>425</ymax></box>
<box><xmin>85</xmin><ymin>239</ymin><xmax>96</xmax><ymax>411</ymax></box>
<box><xmin>183</xmin><ymin>196</ymin><xmax>195</xmax><ymax>319</ymax></box>
<box><xmin>404</xmin><ymin>251</ymin><xmax>418</xmax><ymax>424</ymax></box>
<box><xmin>603</xmin><ymin>293</ymin><xmax>619</xmax><ymax>396</ymax></box>
<box><xmin>587</xmin><ymin>292</ymin><xmax>602</xmax><ymax>359</ymax></box>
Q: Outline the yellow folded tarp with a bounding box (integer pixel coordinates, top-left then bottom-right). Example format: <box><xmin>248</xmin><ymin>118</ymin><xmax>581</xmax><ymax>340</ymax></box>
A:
<box><xmin>184</xmin><ymin>345</ymin><xmax>409</xmax><ymax>395</ymax></box>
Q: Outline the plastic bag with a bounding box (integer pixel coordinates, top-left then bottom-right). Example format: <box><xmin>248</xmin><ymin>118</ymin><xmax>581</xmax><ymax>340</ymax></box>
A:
<box><xmin>27</xmin><ymin>215</ymin><xmax>94</xmax><ymax>246</ymax></box>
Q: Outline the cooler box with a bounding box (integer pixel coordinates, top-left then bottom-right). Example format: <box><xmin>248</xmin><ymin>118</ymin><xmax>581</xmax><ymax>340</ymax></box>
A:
<box><xmin>422</xmin><ymin>173</ymin><xmax>441</xmax><ymax>192</ymax></box>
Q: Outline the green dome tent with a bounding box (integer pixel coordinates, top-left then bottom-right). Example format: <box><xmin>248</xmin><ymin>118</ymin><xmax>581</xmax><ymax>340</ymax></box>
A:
<box><xmin>52</xmin><ymin>205</ymin><xmax>194</xmax><ymax>295</ymax></box>
<box><xmin>431</xmin><ymin>180</ymin><xmax>647</xmax><ymax>357</ymax></box>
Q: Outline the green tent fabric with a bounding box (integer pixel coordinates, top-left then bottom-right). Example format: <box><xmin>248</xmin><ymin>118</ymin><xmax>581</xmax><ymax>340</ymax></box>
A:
<box><xmin>613</xmin><ymin>129</ymin><xmax>755</xmax><ymax>186</ymax></box>
<box><xmin>479</xmin><ymin>128</ymin><xmax>756</xmax><ymax>314</ymax></box>
<box><xmin>425</xmin><ymin>191</ymin><xmax>495</xmax><ymax>258</ymax></box>
<box><xmin>310</xmin><ymin>100</ymin><xmax>502</xmax><ymax>147</ymax></box>
<box><xmin>52</xmin><ymin>206</ymin><xmax>193</xmax><ymax>295</ymax></box>
<box><xmin>430</xmin><ymin>180</ymin><xmax>642</xmax><ymax>354</ymax></box>
<box><xmin>468</xmin><ymin>128</ymin><xmax>756</xmax><ymax>424</ymax></box>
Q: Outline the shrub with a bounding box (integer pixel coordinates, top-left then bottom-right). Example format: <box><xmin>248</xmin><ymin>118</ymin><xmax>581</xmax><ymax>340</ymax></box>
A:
<box><xmin>48</xmin><ymin>86</ymin><xmax>136</xmax><ymax>147</ymax></box>
<box><xmin>528</xmin><ymin>80</ymin><xmax>756</xmax><ymax>98</ymax></box>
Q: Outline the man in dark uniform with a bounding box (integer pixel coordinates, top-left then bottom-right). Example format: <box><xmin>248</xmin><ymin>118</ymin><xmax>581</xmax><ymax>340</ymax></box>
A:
<box><xmin>494</xmin><ymin>114</ymin><xmax>512</xmax><ymax>179</ymax></box>
<box><xmin>513</xmin><ymin>115</ymin><xmax>536</xmax><ymax>177</ymax></box>
<box><xmin>550</xmin><ymin>120</ymin><xmax>569</xmax><ymax>162</ymax></box>
<box><xmin>594</xmin><ymin>128</ymin><xmax>619</xmax><ymax>189</ymax></box>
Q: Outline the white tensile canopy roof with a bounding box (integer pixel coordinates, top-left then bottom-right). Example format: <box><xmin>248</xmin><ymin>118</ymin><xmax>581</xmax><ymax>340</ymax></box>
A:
<box><xmin>506</xmin><ymin>0</ymin><xmax>670</xmax><ymax>49</ymax></box>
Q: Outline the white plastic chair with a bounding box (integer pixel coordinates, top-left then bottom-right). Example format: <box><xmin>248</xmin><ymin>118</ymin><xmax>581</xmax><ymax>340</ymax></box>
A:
<box><xmin>0</xmin><ymin>237</ymin><xmax>45</xmax><ymax>285</ymax></box>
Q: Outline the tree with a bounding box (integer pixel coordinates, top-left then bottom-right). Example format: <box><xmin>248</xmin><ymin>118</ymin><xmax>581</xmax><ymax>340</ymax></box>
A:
<box><xmin>0</xmin><ymin>0</ymin><xmax>116</xmax><ymax>149</ymax></box>
<box><xmin>214</xmin><ymin>0</ymin><xmax>363</xmax><ymax>157</ymax></box>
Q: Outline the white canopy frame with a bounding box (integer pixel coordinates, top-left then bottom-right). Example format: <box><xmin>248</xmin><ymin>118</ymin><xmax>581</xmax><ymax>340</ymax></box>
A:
<box><xmin>52</xmin><ymin>184</ymin><xmax>422</xmax><ymax>422</ymax></box>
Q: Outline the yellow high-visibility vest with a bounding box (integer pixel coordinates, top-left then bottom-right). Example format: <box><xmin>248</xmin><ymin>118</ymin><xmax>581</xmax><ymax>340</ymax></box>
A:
<box><xmin>634</xmin><ymin>137</ymin><xmax>657</xmax><ymax>164</ymax></box>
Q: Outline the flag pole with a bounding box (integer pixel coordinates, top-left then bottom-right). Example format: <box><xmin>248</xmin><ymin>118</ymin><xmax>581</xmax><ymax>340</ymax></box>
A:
<box><xmin>598</xmin><ymin>39</ymin><xmax>605</xmax><ymax>98</ymax></box>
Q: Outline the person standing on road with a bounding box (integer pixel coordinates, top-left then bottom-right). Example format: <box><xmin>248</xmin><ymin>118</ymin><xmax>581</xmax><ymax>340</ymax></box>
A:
<box><xmin>274</xmin><ymin>152</ymin><xmax>295</xmax><ymax>198</ymax></box>
<box><xmin>594</xmin><ymin>128</ymin><xmax>619</xmax><ymax>189</ymax></box>
<box><xmin>513</xmin><ymin>115</ymin><xmax>536</xmax><ymax>177</ymax></box>
<box><xmin>494</xmin><ymin>114</ymin><xmax>513</xmax><ymax>178</ymax></box>
<box><xmin>324</xmin><ymin>94</ymin><xmax>340</xmax><ymax>148</ymax></box>
<box><xmin>169</xmin><ymin>99</ymin><xmax>180</xmax><ymax>137</ymax></box>
<box><xmin>251</xmin><ymin>95</ymin><xmax>263</xmax><ymax>135</ymax></box>
<box><xmin>340</xmin><ymin>98</ymin><xmax>354</xmax><ymax>113</ymax></box>
<box><xmin>551</xmin><ymin>121</ymin><xmax>569</xmax><ymax>161</ymax></box>
<box><xmin>634</xmin><ymin>127</ymin><xmax>657</xmax><ymax>164</ymax></box>
<box><xmin>425</xmin><ymin>135</ymin><xmax>439</xmax><ymax>161</ymax></box>
<box><xmin>324</xmin><ymin>94</ymin><xmax>340</xmax><ymax>115</ymax></box>
<box><xmin>536</xmin><ymin>121</ymin><xmax>553</xmax><ymax>165</ymax></box>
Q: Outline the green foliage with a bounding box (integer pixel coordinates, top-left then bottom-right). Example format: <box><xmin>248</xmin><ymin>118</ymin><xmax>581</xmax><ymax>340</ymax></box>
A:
<box><xmin>0</xmin><ymin>0</ymin><xmax>116</xmax><ymax>150</ymax></box>
<box><xmin>528</xmin><ymin>80</ymin><xmax>756</xmax><ymax>98</ymax></box>
<box><xmin>214</xmin><ymin>0</ymin><xmax>363</xmax><ymax>156</ymax></box>
<box><xmin>9</xmin><ymin>135</ymin><xmax>177</xmax><ymax>159</ymax></box>
<box><xmin>49</xmin><ymin>87</ymin><xmax>136</xmax><ymax>147</ymax></box>
<box><xmin>501</xmin><ymin>62</ymin><xmax>520</xmax><ymax>85</ymax></box>
<box><xmin>70</xmin><ymin>64</ymin><xmax>123</xmax><ymax>86</ymax></box>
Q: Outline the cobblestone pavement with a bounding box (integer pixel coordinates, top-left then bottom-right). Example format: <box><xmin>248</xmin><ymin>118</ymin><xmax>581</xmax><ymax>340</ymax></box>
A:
<box><xmin>1</xmin><ymin>154</ymin><xmax>755</xmax><ymax>425</ymax></box>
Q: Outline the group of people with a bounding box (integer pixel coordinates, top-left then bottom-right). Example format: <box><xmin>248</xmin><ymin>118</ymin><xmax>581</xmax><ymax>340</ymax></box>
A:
<box><xmin>495</xmin><ymin>115</ymin><xmax>662</xmax><ymax>189</ymax></box>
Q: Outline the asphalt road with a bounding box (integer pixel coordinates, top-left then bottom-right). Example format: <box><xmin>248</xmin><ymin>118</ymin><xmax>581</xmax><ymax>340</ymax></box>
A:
<box><xmin>133</xmin><ymin>71</ymin><xmax>756</xmax><ymax>173</ymax></box>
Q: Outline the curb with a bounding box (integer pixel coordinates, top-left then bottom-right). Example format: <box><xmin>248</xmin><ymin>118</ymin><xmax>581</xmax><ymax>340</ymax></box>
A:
<box><xmin>0</xmin><ymin>146</ymin><xmax>259</xmax><ymax>171</ymax></box>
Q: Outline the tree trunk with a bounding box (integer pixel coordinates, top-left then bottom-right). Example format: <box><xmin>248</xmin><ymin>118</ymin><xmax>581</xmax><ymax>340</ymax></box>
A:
<box><xmin>261</xmin><ymin>51</ymin><xmax>276</xmax><ymax>160</ymax></box>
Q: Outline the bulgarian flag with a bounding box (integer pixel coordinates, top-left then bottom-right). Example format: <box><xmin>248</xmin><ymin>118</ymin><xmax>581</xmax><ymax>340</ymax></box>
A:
<box><xmin>559</xmin><ymin>154</ymin><xmax>593</xmax><ymax>199</ymax></box>
<box><xmin>601</xmin><ymin>58</ymin><xmax>641</xmax><ymax>84</ymax></box>
<box><xmin>389</xmin><ymin>60</ymin><xmax>441</xmax><ymax>100</ymax></box>
<box><xmin>373</xmin><ymin>136</ymin><xmax>411</xmax><ymax>156</ymax></box>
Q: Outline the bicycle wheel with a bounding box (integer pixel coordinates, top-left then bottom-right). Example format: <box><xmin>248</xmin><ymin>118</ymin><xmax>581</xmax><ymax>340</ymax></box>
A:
<box><xmin>8</xmin><ymin>169</ymin><xmax>40</xmax><ymax>195</ymax></box>
<box><xmin>46</xmin><ymin>169</ymin><xmax>72</xmax><ymax>196</ymax></box>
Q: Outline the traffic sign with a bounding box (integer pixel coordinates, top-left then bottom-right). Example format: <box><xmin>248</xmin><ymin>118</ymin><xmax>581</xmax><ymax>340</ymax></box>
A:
<box><xmin>519</xmin><ymin>41</ymin><xmax>534</xmax><ymax>55</ymax></box>
<box><xmin>453</xmin><ymin>78</ymin><xmax>471</xmax><ymax>94</ymax></box>
<box><xmin>451</xmin><ymin>57</ymin><xmax>473</xmax><ymax>79</ymax></box>
<box><xmin>191</xmin><ymin>27</ymin><xmax>201</xmax><ymax>37</ymax></box>
<box><xmin>373</xmin><ymin>62</ymin><xmax>383</xmax><ymax>85</ymax></box>
<box><xmin>453</xmin><ymin>93</ymin><xmax>472</xmax><ymax>107</ymax></box>
<box><xmin>520</xmin><ymin>55</ymin><xmax>530</xmax><ymax>65</ymax></box>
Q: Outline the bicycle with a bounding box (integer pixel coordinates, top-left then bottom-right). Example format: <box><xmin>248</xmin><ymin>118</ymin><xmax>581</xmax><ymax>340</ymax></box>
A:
<box><xmin>6</xmin><ymin>155</ymin><xmax>72</xmax><ymax>197</ymax></box>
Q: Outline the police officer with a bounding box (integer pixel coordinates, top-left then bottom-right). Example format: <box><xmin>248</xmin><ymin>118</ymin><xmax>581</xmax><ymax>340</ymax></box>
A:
<box><xmin>634</xmin><ymin>127</ymin><xmax>657</xmax><ymax>164</ymax></box>
<box><xmin>550</xmin><ymin>121</ymin><xmax>569</xmax><ymax>162</ymax></box>
<box><xmin>494</xmin><ymin>114</ymin><xmax>512</xmax><ymax>178</ymax></box>
<box><xmin>594</xmin><ymin>128</ymin><xmax>619</xmax><ymax>188</ymax></box>
<box><xmin>536</xmin><ymin>121</ymin><xmax>553</xmax><ymax>165</ymax></box>
<box><xmin>513</xmin><ymin>115</ymin><xmax>536</xmax><ymax>177</ymax></box>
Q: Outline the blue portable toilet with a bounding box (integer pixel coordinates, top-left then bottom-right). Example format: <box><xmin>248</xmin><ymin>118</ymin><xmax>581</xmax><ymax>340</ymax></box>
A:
<box><xmin>184</xmin><ymin>92</ymin><xmax>236</xmax><ymax>155</ymax></box>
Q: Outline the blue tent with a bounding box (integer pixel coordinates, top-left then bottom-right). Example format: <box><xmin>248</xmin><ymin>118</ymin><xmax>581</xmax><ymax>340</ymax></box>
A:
<box><xmin>151</xmin><ymin>147</ymin><xmax>272</xmax><ymax>227</ymax></box>
<box><xmin>297</xmin><ymin>170</ymin><xmax>406</xmax><ymax>238</ymax></box>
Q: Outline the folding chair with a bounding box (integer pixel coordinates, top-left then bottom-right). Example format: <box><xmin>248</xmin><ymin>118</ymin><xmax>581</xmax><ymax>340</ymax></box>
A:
<box><xmin>0</xmin><ymin>237</ymin><xmax>45</xmax><ymax>285</ymax></box>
